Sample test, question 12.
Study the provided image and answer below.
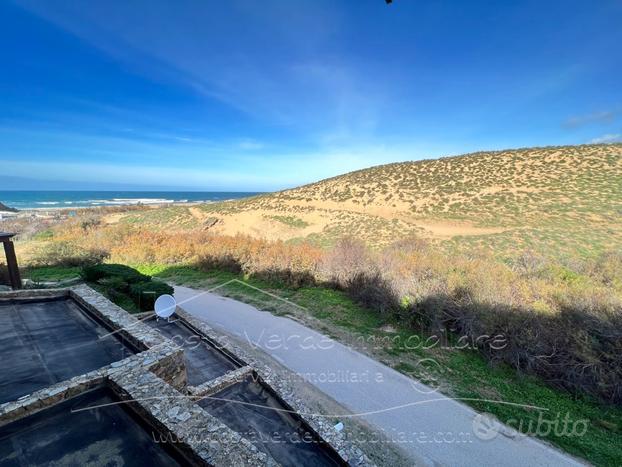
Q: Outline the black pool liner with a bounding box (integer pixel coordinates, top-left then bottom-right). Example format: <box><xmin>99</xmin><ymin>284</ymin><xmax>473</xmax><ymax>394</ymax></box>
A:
<box><xmin>0</xmin><ymin>386</ymin><xmax>184</xmax><ymax>466</ymax></box>
<box><xmin>148</xmin><ymin>318</ymin><xmax>240</xmax><ymax>385</ymax></box>
<box><xmin>199</xmin><ymin>375</ymin><xmax>345</xmax><ymax>467</ymax></box>
<box><xmin>0</xmin><ymin>297</ymin><xmax>135</xmax><ymax>404</ymax></box>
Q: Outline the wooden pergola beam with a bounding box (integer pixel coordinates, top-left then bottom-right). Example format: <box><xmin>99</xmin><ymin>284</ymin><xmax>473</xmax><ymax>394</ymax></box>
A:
<box><xmin>0</xmin><ymin>232</ymin><xmax>21</xmax><ymax>289</ymax></box>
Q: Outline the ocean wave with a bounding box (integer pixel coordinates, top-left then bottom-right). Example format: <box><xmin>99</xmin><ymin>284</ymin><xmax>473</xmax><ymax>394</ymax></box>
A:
<box><xmin>36</xmin><ymin>201</ymin><xmax>60</xmax><ymax>205</ymax></box>
<box><xmin>86</xmin><ymin>198</ymin><xmax>177</xmax><ymax>206</ymax></box>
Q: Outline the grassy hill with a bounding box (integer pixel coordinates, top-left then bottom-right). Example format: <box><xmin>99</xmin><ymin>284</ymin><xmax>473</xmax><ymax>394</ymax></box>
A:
<box><xmin>9</xmin><ymin>144</ymin><xmax>622</xmax><ymax>465</ymax></box>
<box><xmin>113</xmin><ymin>143</ymin><xmax>622</xmax><ymax>260</ymax></box>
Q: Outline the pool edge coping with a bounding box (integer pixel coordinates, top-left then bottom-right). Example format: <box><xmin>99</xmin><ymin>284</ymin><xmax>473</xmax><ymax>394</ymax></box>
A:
<box><xmin>0</xmin><ymin>285</ymin><xmax>278</xmax><ymax>466</ymax></box>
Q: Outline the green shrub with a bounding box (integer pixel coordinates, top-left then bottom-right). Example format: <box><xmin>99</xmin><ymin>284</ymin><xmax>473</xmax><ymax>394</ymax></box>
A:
<box><xmin>81</xmin><ymin>263</ymin><xmax>172</xmax><ymax>312</ymax></box>
<box><xmin>98</xmin><ymin>276</ymin><xmax>130</xmax><ymax>294</ymax></box>
<box><xmin>81</xmin><ymin>263</ymin><xmax>149</xmax><ymax>284</ymax></box>
<box><xmin>129</xmin><ymin>281</ymin><xmax>174</xmax><ymax>311</ymax></box>
<box><xmin>32</xmin><ymin>229</ymin><xmax>54</xmax><ymax>241</ymax></box>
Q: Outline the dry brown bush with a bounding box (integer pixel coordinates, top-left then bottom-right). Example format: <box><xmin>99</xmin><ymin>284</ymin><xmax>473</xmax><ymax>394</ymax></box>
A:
<box><xmin>320</xmin><ymin>237</ymin><xmax>372</xmax><ymax>286</ymax></box>
<box><xmin>33</xmin><ymin>241</ymin><xmax>109</xmax><ymax>268</ymax></box>
<box><xmin>22</xmin><ymin>220</ymin><xmax>622</xmax><ymax>403</ymax></box>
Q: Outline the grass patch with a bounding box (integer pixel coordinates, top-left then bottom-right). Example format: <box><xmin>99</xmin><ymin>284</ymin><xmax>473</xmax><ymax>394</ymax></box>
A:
<box><xmin>152</xmin><ymin>263</ymin><xmax>622</xmax><ymax>466</ymax></box>
<box><xmin>23</xmin><ymin>266</ymin><xmax>81</xmax><ymax>282</ymax></box>
<box><xmin>31</xmin><ymin>229</ymin><xmax>54</xmax><ymax>241</ymax></box>
<box><xmin>23</xmin><ymin>264</ymin><xmax>168</xmax><ymax>314</ymax></box>
<box><xmin>267</xmin><ymin>215</ymin><xmax>310</xmax><ymax>228</ymax></box>
<box><xmin>21</xmin><ymin>265</ymin><xmax>138</xmax><ymax>312</ymax></box>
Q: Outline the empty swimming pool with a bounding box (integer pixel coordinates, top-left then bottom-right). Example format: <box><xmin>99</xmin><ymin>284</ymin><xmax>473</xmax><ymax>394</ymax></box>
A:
<box><xmin>199</xmin><ymin>376</ymin><xmax>345</xmax><ymax>467</ymax></box>
<box><xmin>148</xmin><ymin>319</ymin><xmax>239</xmax><ymax>385</ymax></box>
<box><xmin>0</xmin><ymin>386</ymin><xmax>184</xmax><ymax>466</ymax></box>
<box><xmin>0</xmin><ymin>297</ymin><xmax>135</xmax><ymax>404</ymax></box>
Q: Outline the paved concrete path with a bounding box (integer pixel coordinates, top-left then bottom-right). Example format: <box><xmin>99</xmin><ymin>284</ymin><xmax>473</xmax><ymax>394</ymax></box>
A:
<box><xmin>174</xmin><ymin>285</ymin><xmax>584</xmax><ymax>467</ymax></box>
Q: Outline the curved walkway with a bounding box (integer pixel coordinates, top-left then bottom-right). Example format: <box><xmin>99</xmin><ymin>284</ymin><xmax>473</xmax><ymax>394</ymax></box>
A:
<box><xmin>174</xmin><ymin>285</ymin><xmax>584</xmax><ymax>467</ymax></box>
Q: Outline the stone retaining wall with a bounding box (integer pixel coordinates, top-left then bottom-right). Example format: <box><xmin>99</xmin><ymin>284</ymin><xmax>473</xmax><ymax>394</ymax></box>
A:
<box><xmin>111</xmin><ymin>370</ymin><xmax>277</xmax><ymax>466</ymax></box>
<box><xmin>0</xmin><ymin>285</ymin><xmax>372</xmax><ymax>466</ymax></box>
<box><xmin>0</xmin><ymin>285</ymin><xmax>278</xmax><ymax>465</ymax></box>
<box><xmin>188</xmin><ymin>365</ymin><xmax>254</xmax><ymax>396</ymax></box>
<box><xmin>176</xmin><ymin>307</ymin><xmax>374</xmax><ymax>466</ymax></box>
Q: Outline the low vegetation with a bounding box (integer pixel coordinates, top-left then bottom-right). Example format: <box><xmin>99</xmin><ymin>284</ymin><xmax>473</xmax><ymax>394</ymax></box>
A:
<box><xmin>16</xmin><ymin>228</ymin><xmax>622</xmax><ymax>406</ymax></box>
<box><xmin>266</xmin><ymin>215</ymin><xmax>310</xmax><ymax>228</ymax></box>
<box><xmin>2</xmin><ymin>143</ymin><xmax>621</xmax><ymax>464</ymax></box>
<box><xmin>21</xmin><ymin>261</ymin><xmax>622</xmax><ymax>465</ymax></box>
<box><xmin>113</xmin><ymin>143</ymin><xmax>621</xmax><ymax>257</ymax></box>
<box><xmin>81</xmin><ymin>263</ymin><xmax>173</xmax><ymax>312</ymax></box>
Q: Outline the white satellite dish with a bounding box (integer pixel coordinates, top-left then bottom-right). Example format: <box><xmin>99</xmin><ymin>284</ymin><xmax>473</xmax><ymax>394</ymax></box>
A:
<box><xmin>154</xmin><ymin>294</ymin><xmax>176</xmax><ymax>320</ymax></box>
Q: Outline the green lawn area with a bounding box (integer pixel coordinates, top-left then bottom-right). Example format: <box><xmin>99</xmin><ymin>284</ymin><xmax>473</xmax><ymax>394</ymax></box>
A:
<box><xmin>23</xmin><ymin>265</ymin><xmax>144</xmax><ymax>314</ymax></box>
<box><xmin>23</xmin><ymin>263</ymin><xmax>622</xmax><ymax>465</ymax></box>
<box><xmin>23</xmin><ymin>265</ymin><xmax>82</xmax><ymax>282</ymax></box>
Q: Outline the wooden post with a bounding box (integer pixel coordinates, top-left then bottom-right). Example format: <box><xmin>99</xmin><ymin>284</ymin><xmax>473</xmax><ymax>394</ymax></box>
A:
<box><xmin>1</xmin><ymin>233</ymin><xmax>21</xmax><ymax>290</ymax></box>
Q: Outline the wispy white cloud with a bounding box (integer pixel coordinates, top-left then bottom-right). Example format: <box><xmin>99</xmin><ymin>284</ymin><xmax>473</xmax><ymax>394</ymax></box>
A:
<box><xmin>236</xmin><ymin>139</ymin><xmax>264</xmax><ymax>150</ymax></box>
<box><xmin>564</xmin><ymin>110</ymin><xmax>617</xmax><ymax>128</ymax></box>
<box><xmin>8</xmin><ymin>0</ymin><xmax>619</xmax><ymax>191</ymax></box>
<box><xmin>590</xmin><ymin>133</ymin><xmax>621</xmax><ymax>144</ymax></box>
<box><xmin>12</xmin><ymin>0</ymin><xmax>391</xmax><ymax>143</ymax></box>
<box><xmin>1</xmin><ymin>158</ymin><xmax>275</xmax><ymax>190</ymax></box>
<box><xmin>1</xmin><ymin>138</ymin><xmax>438</xmax><ymax>190</ymax></box>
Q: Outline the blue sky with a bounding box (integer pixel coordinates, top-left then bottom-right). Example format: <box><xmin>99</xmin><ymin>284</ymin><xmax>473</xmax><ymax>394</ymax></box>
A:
<box><xmin>1</xmin><ymin>0</ymin><xmax>621</xmax><ymax>191</ymax></box>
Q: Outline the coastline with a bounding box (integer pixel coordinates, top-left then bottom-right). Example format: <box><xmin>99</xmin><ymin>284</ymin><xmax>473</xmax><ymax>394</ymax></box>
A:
<box><xmin>0</xmin><ymin>200</ymin><xmax>225</xmax><ymax>219</ymax></box>
<box><xmin>0</xmin><ymin>191</ymin><xmax>261</xmax><ymax>212</ymax></box>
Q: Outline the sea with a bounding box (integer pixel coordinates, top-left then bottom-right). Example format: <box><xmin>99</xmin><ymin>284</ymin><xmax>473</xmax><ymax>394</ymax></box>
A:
<box><xmin>0</xmin><ymin>191</ymin><xmax>260</xmax><ymax>211</ymax></box>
